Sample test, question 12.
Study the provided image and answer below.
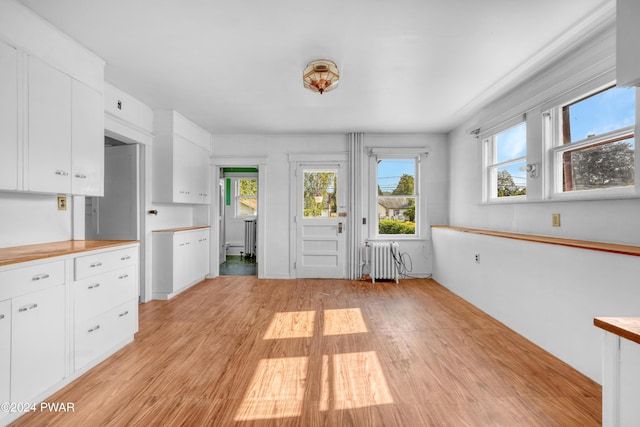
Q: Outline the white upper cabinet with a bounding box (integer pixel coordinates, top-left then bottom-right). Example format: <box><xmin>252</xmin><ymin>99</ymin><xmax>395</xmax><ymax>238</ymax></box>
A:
<box><xmin>72</xmin><ymin>80</ymin><xmax>104</xmax><ymax>196</ymax></box>
<box><xmin>153</xmin><ymin>110</ymin><xmax>211</xmax><ymax>205</ymax></box>
<box><xmin>5</xmin><ymin>53</ymin><xmax>105</xmax><ymax>196</ymax></box>
<box><xmin>27</xmin><ymin>56</ymin><xmax>72</xmax><ymax>194</ymax></box>
<box><xmin>617</xmin><ymin>0</ymin><xmax>640</xmax><ymax>87</ymax></box>
<box><xmin>0</xmin><ymin>41</ymin><xmax>19</xmax><ymax>191</ymax></box>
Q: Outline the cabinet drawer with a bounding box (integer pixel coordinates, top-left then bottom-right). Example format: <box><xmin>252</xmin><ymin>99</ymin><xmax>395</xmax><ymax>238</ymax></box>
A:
<box><xmin>73</xmin><ymin>265</ymin><xmax>137</xmax><ymax>323</ymax></box>
<box><xmin>75</xmin><ymin>246</ymin><xmax>138</xmax><ymax>280</ymax></box>
<box><xmin>0</xmin><ymin>260</ymin><xmax>65</xmax><ymax>301</ymax></box>
<box><xmin>75</xmin><ymin>299</ymin><xmax>137</xmax><ymax>371</ymax></box>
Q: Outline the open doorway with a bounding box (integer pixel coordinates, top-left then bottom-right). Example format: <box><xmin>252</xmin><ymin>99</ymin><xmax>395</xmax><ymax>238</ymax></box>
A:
<box><xmin>219</xmin><ymin>167</ymin><xmax>258</xmax><ymax>276</ymax></box>
<box><xmin>86</xmin><ymin>136</ymin><xmax>144</xmax><ymax>298</ymax></box>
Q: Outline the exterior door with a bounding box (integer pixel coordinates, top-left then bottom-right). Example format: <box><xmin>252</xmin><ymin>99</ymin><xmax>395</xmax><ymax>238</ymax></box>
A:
<box><xmin>295</xmin><ymin>162</ymin><xmax>347</xmax><ymax>278</ymax></box>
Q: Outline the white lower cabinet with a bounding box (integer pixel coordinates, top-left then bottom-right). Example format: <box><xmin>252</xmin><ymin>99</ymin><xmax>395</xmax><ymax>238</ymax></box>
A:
<box><xmin>0</xmin><ymin>299</ymin><xmax>10</xmax><ymax>405</ymax></box>
<box><xmin>73</xmin><ymin>246</ymin><xmax>139</xmax><ymax>371</ymax></box>
<box><xmin>152</xmin><ymin>228</ymin><xmax>210</xmax><ymax>300</ymax></box>
<box><xmin>11</xmin><ymin>285</ymin><xmax>65</xmax><ymax>403</ymax></box>
<box><xmin>75</xmin><ymin>300</ymin><xmax>136</xmax><ymax>370</ymax></box>
<box><xmin>0</xmin><ymin>242</ymin><xmax>139</xmax><ymax>426</ymax></box>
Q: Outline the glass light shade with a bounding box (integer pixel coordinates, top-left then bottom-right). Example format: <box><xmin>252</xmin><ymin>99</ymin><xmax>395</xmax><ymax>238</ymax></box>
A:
<box><xmin>303</xmin><ymin>60</ymin><xmax>339</xmax><ymax>94</ymax></box>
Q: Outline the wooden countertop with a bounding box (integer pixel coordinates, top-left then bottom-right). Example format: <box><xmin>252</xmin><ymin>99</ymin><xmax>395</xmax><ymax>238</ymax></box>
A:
<box><xmin>152</xmin><ymin>226</ymin><xmax>211</xmax><ymax>233</ymax></box>
<box><xmin>432</xmin><ymin>225</ymin><xmax>640</xmax><ymax>257</ymax></box>
<box><xmin>0</xmin><ymin>240</ymin><xmax>139</xmax><ymax>267</ymax></box>
<box><xmin>594</xmin><ymin>317</ymin><xmax>640</xmax><ymax>345</ymax></box>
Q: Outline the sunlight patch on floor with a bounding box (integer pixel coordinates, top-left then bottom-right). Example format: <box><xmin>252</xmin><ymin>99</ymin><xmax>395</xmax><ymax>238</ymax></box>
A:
<box><xmin>234</xmin><ymin>357</ymin><xmax>308</xmax><ymax>421</ymax></box>
<box><xmin>263</xmin><ymin>311</ymin><xmax>316</xmax><ymax>339</ymax></box>
<box><xmin>323</xmin><ymin>308</ymin><xmax>369</xmax><ymax>336</ymax></box>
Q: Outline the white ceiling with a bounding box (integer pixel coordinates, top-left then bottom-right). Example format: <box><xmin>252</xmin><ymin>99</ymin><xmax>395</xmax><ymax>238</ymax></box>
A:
<box><xmin>19</xmin><ymin>0</ymin><xmax>611</xmax><ymax>135</ymax></box>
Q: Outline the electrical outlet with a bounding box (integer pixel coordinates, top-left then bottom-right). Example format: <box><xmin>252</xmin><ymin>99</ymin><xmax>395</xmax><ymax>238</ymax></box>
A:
<box><xmin>57</xmin><ymin>196</ymin><xmax>67</xmax><ymax>211</ymax></box>
<box><xmin>552</xmin><ymin>213</ymin><xmax>561</xmax><ymax>227</ymax></box>
<box><xmin>475</xmin><ymin>253</ymin><xmax>480</xmax><ymax>264</ymax></box>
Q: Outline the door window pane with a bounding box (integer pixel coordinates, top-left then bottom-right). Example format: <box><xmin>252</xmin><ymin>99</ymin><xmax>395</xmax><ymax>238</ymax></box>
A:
<box><xmin>303</xmin><ymin>170</ymin><xmax>337</xmax><ymax>218</ymax></box>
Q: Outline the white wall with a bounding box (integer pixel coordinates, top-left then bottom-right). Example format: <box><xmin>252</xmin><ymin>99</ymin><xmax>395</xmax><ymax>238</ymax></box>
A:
<box><xmin>435</xmin><ymin>17</ymin><xmax>640</xmax><ymax>383</ymax></box>
<box><xmin>432</xmin><ymin>227</ymin><xmax>640</xmax><ymax>383</ymax></box>
<box><xmin>362</xmin><ymin>134</ymin><xmax>448</xmax><ymax>278</ymax></box>
<box><xmin>211</xmin><ymin>133</ymin><xmax>449</xmax><ymax>279</ymax></box>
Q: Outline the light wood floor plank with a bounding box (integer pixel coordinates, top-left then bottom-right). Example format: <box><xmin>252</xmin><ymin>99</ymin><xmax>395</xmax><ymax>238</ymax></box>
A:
<box><xmin>11</xmin><ymin>277</ymin><xmax>601</xmax><ymax>426</ymax></box>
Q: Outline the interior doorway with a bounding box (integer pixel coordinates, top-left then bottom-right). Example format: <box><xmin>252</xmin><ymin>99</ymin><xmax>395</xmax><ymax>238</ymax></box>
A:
<box><xmin>86</xmin><ymin>136</ymin><xmax>144</xmax><ymax>298</ymax></box>
<box><xmin>219</xmin><ymin>167</ymin><xmax>258</xmax><ymax>276</ymax></box>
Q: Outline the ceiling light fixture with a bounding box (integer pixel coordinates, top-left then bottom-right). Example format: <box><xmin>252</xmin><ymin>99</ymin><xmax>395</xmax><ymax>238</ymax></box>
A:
<box><xmin>303</xmin><ymin>59</ymin><xmax>339</xmax><ymax>94</ymax></box>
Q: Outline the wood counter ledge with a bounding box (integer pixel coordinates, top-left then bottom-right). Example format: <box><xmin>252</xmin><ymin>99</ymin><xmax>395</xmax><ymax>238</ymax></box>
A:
<box><xmin>432</xmin><ymin>225</ymin><xmax>640</xmax><ymax>257</ymax></box>
<box><xmin>152</xmin><ymin>225</ymin><xmax>211</xmax><ymax>233</ymax></box>
<box><xmin>594</xmin><ymin>317</ymin><xmax>640</xmax><ymax>346</ymax></box>
<box><xmin>0</xmin><ymin>240</ymin><xmax>139</xmax><ymax>267</ymax></box>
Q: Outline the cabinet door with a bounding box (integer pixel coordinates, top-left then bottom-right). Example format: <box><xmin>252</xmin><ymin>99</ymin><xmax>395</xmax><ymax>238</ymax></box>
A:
<box><xmin>195</xmin><ymin>145</ymin><xmax>211</xmax><ymax>204</ymax></box>
<box><xmin>0</xmin><ymin>41</ymin><xmax>19</xmax><ymax>191</ymax></box>
<box><xmin>11</xmin><ymin>285</ymin><xmax>65</xmax><ymax>403</ymax></box>
<box><xmin>196</xmin><ymin>230</ymin><xmax>210</xmax><ymax>279</ymax></box>
<box><xmin>172</xmin><ymin>135</ymin><xmax>192</xmax><ymax>203</ymax></box>
<box><xmin>0</xmin><ymin>300</ymin><xmax>10</xmax><ymax>405</ymax></box>
<box><xmin>28</xmin><ymin>56</ymin><xmax>72</xmax><ymax>194</ymax></box>
<box><xmin>174</xmin><ymin>234</ymin><xmax>187</xmax><ymax>291</ymax></box>
<box><xmin>72</xmin><ymin>80</ymin><xmax>104</xmax><ymax>196</ymax></box>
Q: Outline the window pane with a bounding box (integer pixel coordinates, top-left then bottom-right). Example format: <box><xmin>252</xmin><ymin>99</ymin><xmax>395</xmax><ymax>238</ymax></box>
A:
<box><xmin>496</xmin><ymin>123</ymin><xmax>526</xmax><ymax>163</ymax></box>
<box><xmin>563</xmin><ymin>87</ymin><xmax>635</xmax><ymax>144</ymax></box>
<box><xmin>303</xmin><ymin>170</ymin><xmax>337</xmax><ymax>218</ymax></box>
<box><xmin>377</xmin><ymin>159</ymin><xmax>415</xmax><ymax>196</ymax></box>
<box><xmin>378</xmin><ymin>197</ymin><xmax>416</xmax><ymax>235</ymax></box>
<box><xmin>562</xmin><ymin>137</ymin><xmax>635</xmax><ymax>192</ymax></box>
<box><xmin>239</xmin><ymin>179</ymin><xmax>257</xmax><ymax>196</ymax></box>
<box><xmin>496</xmin><ymin>161</ymin><xmax>526</xmax><ymax>197</ymax></box>
<box><xmin>238</xmin><ymin>197</ymin><xmax>257</xmax><ymax>215</ymax></box>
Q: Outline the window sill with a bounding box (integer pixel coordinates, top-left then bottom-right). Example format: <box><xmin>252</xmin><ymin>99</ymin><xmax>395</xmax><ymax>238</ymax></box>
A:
<box><xmin>479</xmin><ymin>188</ymin><xmax>640</xmax><ymax>205</ymax></box>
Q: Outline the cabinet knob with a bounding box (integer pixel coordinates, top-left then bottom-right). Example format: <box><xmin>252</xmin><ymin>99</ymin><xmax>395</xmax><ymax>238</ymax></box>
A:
<box><xmin>31</xmin><ymin>273</ymin><xmax>50</xmax><ymax>281</ymax></box>
<box><xmin>88</xmin><ymin>324</ymin><xmax>101</xmax><ymax>333</ymax></box>
<box><xmin>88</xmin><ymin>283</ymin><xmax>101</xmax><ymax>290</ymax></box>
<box><xmin>74</xmin><ymin>173</ymin><xmax>87</xmax><ymax>179</ymax></box>
<box><xmin>118</xmin><ymin>310</ymin><xmax>129</xmax><ymax>317</ymax></box>
<box><xmin>89</xmin><ymin>262</ymin><xmax>103</xmax><ymax>268</ymax></box>
<box><xmin>121</xmin><ymin>256</ymin><xmax>131</xmax><ymax>261</ymax></box>
<box><xmin>55</xmin><ymin>170</ymin><xmax>69</xmax><ymax>176</ymax></box>
<box><xmin>118</xmin><ymin>274</ymin><xmax>129</xmax><ymax>280</ymax></box>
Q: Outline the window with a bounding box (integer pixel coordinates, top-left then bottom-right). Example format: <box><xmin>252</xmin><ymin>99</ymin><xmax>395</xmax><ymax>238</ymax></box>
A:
<box><xmin>483</xmin><ymin>122</ymin><xmax>527</xmax><ymax>201</ymax></box>
<box><xmin>376</xmin><ymin>158</ymin><xmax>417</xmax><ymax>236</ymax></box>
<box><xmin>548</xmin><ymin>85</ymin><xmax>636</xmax><ymax>195</ymax></box>
<box><xmin>303</xmin><ymin>170</ymin><xmax>337</xmax><ymax>218</ymax></box>
<box><xmin>236</xmin><ymin>178</ymin><xmax>257</xmax><ymax>217</ymax></box>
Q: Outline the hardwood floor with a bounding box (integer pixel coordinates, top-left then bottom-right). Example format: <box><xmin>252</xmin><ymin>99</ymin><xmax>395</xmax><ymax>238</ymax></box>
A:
<box><xmin>12</xmin><ymin>277</ymin><xmax>601</xmax><ymax>426</ymax></box>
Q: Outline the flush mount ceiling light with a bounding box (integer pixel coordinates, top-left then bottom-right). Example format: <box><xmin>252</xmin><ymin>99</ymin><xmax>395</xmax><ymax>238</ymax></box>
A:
<box><xmin>303</xmin><ymin>59</ymin><xmax>339</xmax><ymax>94</ymax></box>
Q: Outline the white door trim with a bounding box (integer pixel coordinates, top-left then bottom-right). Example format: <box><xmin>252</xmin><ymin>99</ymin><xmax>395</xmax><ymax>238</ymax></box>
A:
<box><xmin>289</xmin><ymin>154</ymin><xmax>348</xmax><ymax>278</ymax></box>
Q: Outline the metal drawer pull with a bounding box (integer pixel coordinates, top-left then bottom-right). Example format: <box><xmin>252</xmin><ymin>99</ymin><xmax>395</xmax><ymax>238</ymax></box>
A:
<box><xmin>88</xmin><ymin>325</ymin><xmax>101</xmax><ymax>333</ymax></box>
<box><xmin>74</xmin><ymin>173</ymin><xmax>87</xmax><ymax>179</ymax></box>
<box><xmin>88</xmin><ymin>283</ymin><xmax>101</xmax><ymax>289</ymax></box>
<box><xmin>119</xmin><ymin>310</ymin><xmax>129</xmax><ymax>317</ymax></box>
<box><xmin>18</xmin><ymin>303</ymin><xmax>38</xmax><ymax>313</ymax></box>
<box><xmin>118</xmin><ymin>274</ymin><xmax>129</xmax><ymax>279</ymax></box>
<box><xmin>55</xmin><ymin>170</ymin><xmax>69</xmax><ymax>176</ymax></box>
<box><xmin>120</xmin><ymin>255</ymin><xmax>131</xmax><ymax>261</ymax></box>
<box><xmin>31</xmin><ymin>273</ymin><xmax>50</xmax><ymax>281</ymax></box>
<box><xmin>89</xmin><ymin>262</ymin><xmax>103</xmax><ymax>268</ymax></box>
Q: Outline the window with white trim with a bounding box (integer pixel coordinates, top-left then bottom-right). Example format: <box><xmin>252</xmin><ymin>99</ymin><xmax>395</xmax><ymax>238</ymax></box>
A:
<box><xmin>546</xmin><ymin>85</ymin><xmax>636</xmax><ymax>195</ymax></box>
<box><xmin>483</xmin><ymin>121</ymin><xmax>527</xmax><ymax>201</ymax></box>
<box><xmin>236</xmin><ymin>178</ymin><xmax>257</xmax><ymax>217</ymax></box>
<box><xmin>376</xmin><ymin>158</ymin><xmax>418</xmax><ymax>236</ymax></box>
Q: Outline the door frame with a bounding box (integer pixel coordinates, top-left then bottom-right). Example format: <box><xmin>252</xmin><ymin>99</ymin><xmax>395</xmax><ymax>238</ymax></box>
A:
<box><xmin>288</xmin><ymin>153</ymin><xmax>349</xmax><ymax>279</ymax></box>
<box><xmin>210</xmin><ymin>157</ymin><xmax>267</xmax><ymax>279</ymax></box>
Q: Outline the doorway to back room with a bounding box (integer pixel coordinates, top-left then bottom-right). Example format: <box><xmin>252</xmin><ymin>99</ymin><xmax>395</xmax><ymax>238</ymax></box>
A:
<box><xmin>219</xmin><ymin>167</ymin><xmax>258</xmax><ymax>276</ymax></box>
